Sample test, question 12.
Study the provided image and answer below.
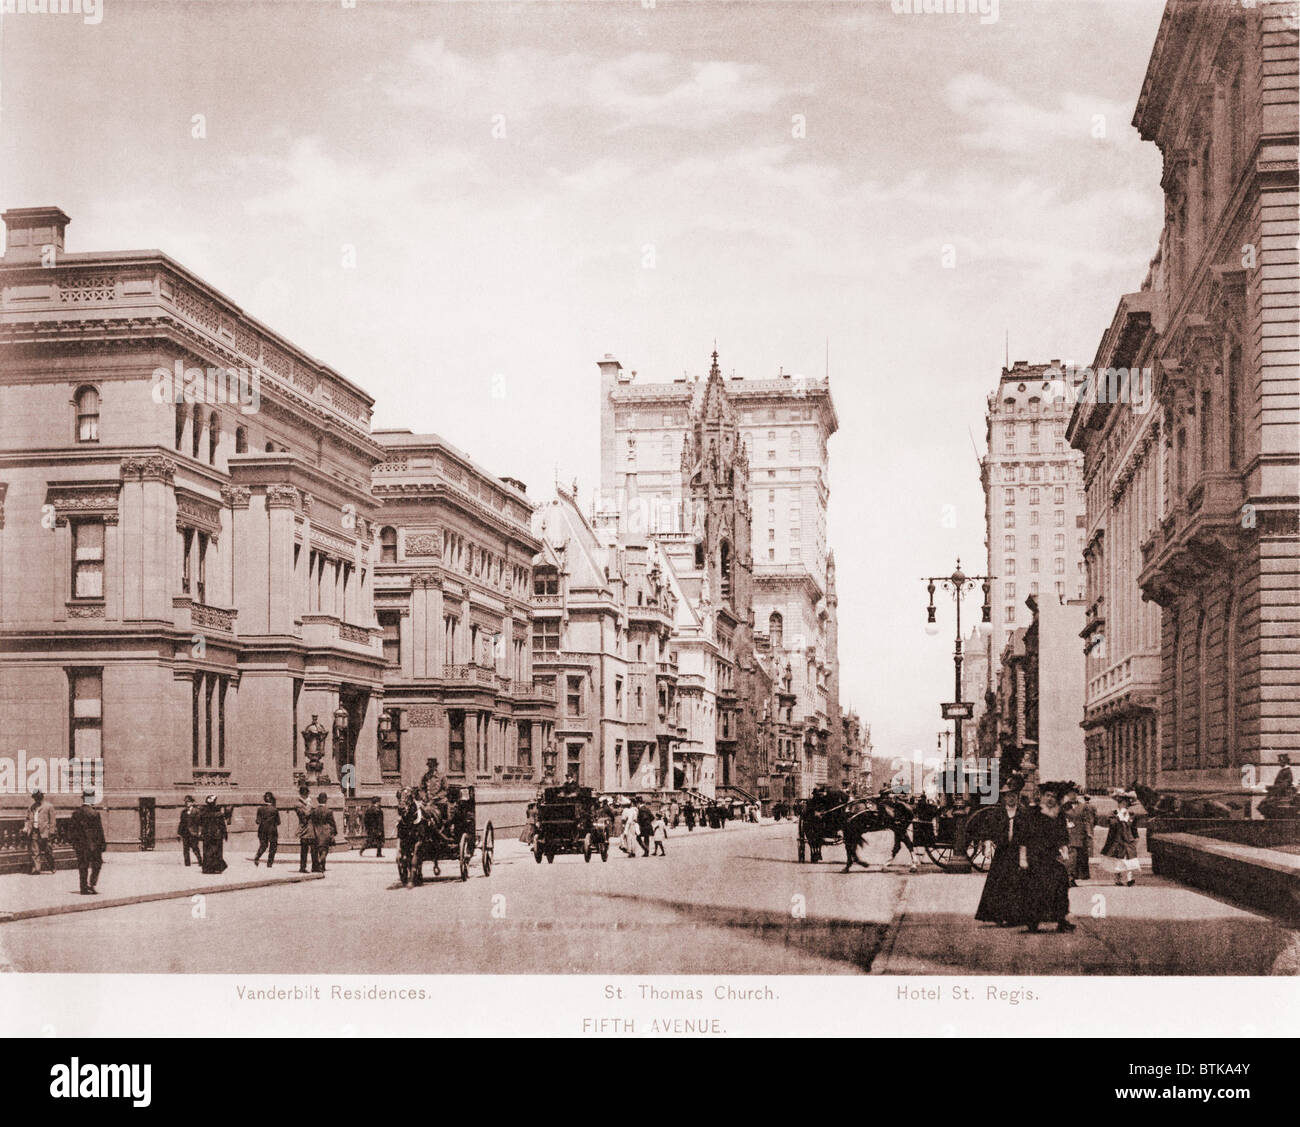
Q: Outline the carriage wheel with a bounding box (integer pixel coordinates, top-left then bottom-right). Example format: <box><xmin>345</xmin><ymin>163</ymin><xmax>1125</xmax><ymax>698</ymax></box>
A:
<box><xmin>533</xmin><ymin>839</ymin><xmax>544</xmax><ymax>864</ymax></box>
<box><xmin>583</xmin><ymin>833</ymin><xmax>593</xmax><ymax>863</ymax></box>
<box><xmin>925</xmin><ymin>841</ymin><xmax>959</xmax><ymax>871</ymax></box>
<box><xmin>964</xmin><ymin>808</ymin><xmax>999</xmax><ymax>873</ymax></box>
<box><xmin>482</xmin><ymin>822</ymin><xmax>494</xmax><ymax>877</ymax></box>
<box><xmin>458</xmin><ymin>833</ymin><xmax>470</xmax><ymax>881</ymax></box>
<box><xmin>600</xmin><ymin>839</ymin><xmax>609</xmax><ymax>862</ymax></box>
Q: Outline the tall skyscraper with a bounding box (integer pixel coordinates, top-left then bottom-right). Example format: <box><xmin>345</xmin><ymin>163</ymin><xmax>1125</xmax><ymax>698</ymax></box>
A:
<box><xmin>981</xmin><ymin>361</ymin><xmax>1087</xmax><ymax>686</ymax></box>
<box><xmin>598</xmin><ymin>351</ymin><xmax>839</xmax><ymax>796</ymax></box>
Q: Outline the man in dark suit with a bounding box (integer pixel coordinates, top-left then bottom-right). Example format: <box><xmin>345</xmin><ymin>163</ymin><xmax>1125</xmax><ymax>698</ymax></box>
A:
<box><xmin>68</xmin><ymin>788</ymin><xmax>106</xmax><ymax>895</ymax></box>
<box><xmin>636</xmin><ymin>800</ymin><xmax>654</xmax><ymax>856</ymax></box>
<box><xmin>177</xmin><ymin>795</ymin><xmax>203</xmax><ymax>867</ymax></box>
<box><xmin>294</xmin><ymin>783</ymin><xmax>313</xmax><ymax>873</ymax></box>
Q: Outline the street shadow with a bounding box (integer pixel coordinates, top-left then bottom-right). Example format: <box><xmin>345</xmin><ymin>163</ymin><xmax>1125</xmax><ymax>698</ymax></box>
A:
<box><xmin>593</xmin><ymin>891</ymin><xmax>889</xmax><ymax>973</ymax></box>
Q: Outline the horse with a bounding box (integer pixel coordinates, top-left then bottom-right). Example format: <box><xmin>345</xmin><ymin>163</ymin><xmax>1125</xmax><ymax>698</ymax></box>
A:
<box><xmin>842</xmin><ymin>794</ymin><xmax>915</xmax><ymax>872</ymax></box>
<box><xmin>1129</xmin><ymin>781</ymin><xmax>1234</xmax><ymax>821</ymax></box>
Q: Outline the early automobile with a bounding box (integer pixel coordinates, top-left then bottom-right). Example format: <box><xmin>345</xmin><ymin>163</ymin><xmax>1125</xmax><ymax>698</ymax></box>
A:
<box><xmin>532</xmin><ymin>784</ymin><xmax>611</xmax><ymax>864</ymax></box>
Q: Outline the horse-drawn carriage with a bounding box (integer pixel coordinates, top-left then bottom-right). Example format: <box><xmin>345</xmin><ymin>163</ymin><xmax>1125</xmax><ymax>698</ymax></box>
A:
<box><xmin>796</xmin><ymin>786</ymin><xmax>1000</xmax><ymax>872</ymax></box>
<box><xmin>398</xmin><ymin>783</ymin><xmax>494</xmax><ymax>883</ymax></box>
<box><xmin>532</xmin><ymin>785</ymin><xmax>610</xmax><ymax>864</ymax></box>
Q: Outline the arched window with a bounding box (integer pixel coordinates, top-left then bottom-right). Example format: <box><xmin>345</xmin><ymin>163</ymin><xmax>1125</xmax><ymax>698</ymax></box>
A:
<box><xmin>265</xmin><ymin>441</ymin><xmax>276</xmax><ymax>453</ymax></box>
<box><xmin>74</xmin><ymin>386</ymin><xmax>100</xmax><ymax>443</ymax></box>
<box><xmin>235</xmin><ymin>426</ymin><xmax>248</xmax><ymax>454</ymax></box>
<box><xmin>175</xmin><ymin>402</ymin><xmax>187</xmax><ymax>450</ymax></box>
<box><xmin>208</xmin><ymin>411</ymin><xmax>220</xmax><ymax>464</ymax></box>
<box><xmin>380</xmin><ymin>527</ymin><xmax>397</xmax><ymax>564</ymax></box>
<box><xmin>191</xmin><ymin>409</ymin><xmax>203</xmax><ymax>459</ymax></box>
<box><xmin>769</xmin><ymin>612</ymin><xmax>783</xmax><ymax>651</ymax></box>
<box><xmin>719</xmin><ymin>540</ymin><xmax>732</xmax><ymax>604</ymax></box>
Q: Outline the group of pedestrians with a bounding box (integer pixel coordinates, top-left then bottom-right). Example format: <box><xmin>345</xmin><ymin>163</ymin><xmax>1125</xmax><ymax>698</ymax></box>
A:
<box><xmin>22</xmin><ymin>786</ymin><xmax>105</xmax><ymax>895</ymax></box>
<box><xmin>178</xmin><ymin>786</ymin><xmax>338</xmax><ymax>875</ymax></box>
<box><xmin>976</xmin><ymin>784</ymin><xmax>1142</xmax><ymax>933</ymax></box>
<box><xmin>616</xmin><ymin>798</ymin><xmax>667</xmax><ymax>857</ymax></box>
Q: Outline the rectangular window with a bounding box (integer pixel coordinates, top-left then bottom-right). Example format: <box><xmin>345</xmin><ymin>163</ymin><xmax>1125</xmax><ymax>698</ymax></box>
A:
<box><xmin>566</xmin><ymin>675</ymin><xmax>583</xmax><ymax>717</ymax></box>
<box><xmin>567</xmin><ymin>743</ymin><xmax>583</xmax><ymax>784</ymax></box>
<box><xmin>1031</xmin><ymin>557</ymin><xmax>1039</xmax><ymax>573</ymax></box>
<box><xmin>1004</xmin><ymin>512</ymin><xmax>1015</xmax><ymax>529</ymax></box>
<box><xmin>1003</xmin><ymin>535</ymin><xmax>1014</xmax><ymax>552</ymax></box>
<box><xmin>1055</xmin><ymin>510</ymin><xmax>1065</xmax><ymax>527</ymax></box>
<box><xmin>1054</xmin><ymin>534</ymin><xmax>1065</xmax><ymax>551</ymax></box>
<box><xmin>1054</xmin><ymin>558</ymin><xmax>1065</xmax><ymax>574</ymax></box>
<box><xmin>614</xmin><ymin>677</ymin><xmax>624</xmax><ymax>716</ymax></box>
<box><xmin>72</xmin><ymin>520</ymin><xmax>105</xmax><ymax>600</ymax></box>
<box><xmin>1006</xmin><ymin>559</ymin><xmax>1016</xmax><ymax>575</ymax></box>
<box><xmin>1005</xmin><ymin>606</ymin><xmax>1015</xmax><ymax>623</ymax></box>
<box><xmin>517</xmin><ymin>721</ymin><xmax>532</xmax><ymax>768</ymax></box>
<box><xmin>1005</xmin><ymin>583</ymin><xmax>1016</xmax><ymax>603</ymax></box>
<box><xmin>532</xmin><ymin>618</ymin><xmax>560</xmax><ymax>655</ymax></box>
<box><xmin>448</xmin><ymin>710</ymin><xmax>465</xmax><ymax>774</ymax></box>
<box><xmin>196</xmin><ymin>532</ymin><xmax>208</xmax><ymax>605</ymax></box>
<box><xmin>1054</xmin><ymin>487</ymin><xmax>1065</xmax><ymax>504</ymax></box>
<box><xmin>379</xmin><ymin>610</ymin><xmax>402</xmax><ymax>667</ymax></box>
<box><xmin>180</xmin><ymin>528</ymin><xmax>193</xmax><ymax>595</ymax></box>
<box><xmin>68</xmin><ymin>668</ymin><xmax>103</xmax><ymax>760</ymax></box>
<box><xmin>790</xmin><ymin>546</ymin><xmax>801</xmax><ymax>561</ymax></box>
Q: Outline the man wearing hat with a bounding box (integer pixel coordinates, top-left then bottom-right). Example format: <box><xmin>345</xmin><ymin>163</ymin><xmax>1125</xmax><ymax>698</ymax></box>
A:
<box><xmin>24</xmin><ymin>789</ymin><xmax>56</xmax><ymax>875</ymax></box>
<box><xmin>67</xmin><ymin>788</ymin><xmax>105</xmax><ymax>895</ymax></box>
<box><xmin>1271</xmin><ymin>754</ymin><xmax>1294</xmax><ymax>796</ymax></box>
<box><xmin>177</xmin><ymin>794</ymin><xmax>204</xmax><ymax>867</ymax></box>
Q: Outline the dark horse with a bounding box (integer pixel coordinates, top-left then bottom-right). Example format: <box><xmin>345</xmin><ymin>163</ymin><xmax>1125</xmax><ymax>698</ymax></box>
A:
<box><xmin>1130</xmin><ymin>781</ymin><xmax>1234</xmax><ymax>821</ymax></box>
<box><xmin>843</xmin><ymin>794</ymin><xmax>914</xmax><ymax>872</ymax></box>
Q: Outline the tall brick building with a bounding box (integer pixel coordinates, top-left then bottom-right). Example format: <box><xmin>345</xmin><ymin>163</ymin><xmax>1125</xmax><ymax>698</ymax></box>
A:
<box><xmin>1132</xmin><ymin>0</ymin><xmax>1299</xmax><ymax>797</ymax></box>
<box><xmin>598</xmin><ymin>351</ymin><xmax>839</xmax><ymax>798</ymax></box>
<box><xmin>0</xmin><ymin>207</ymin><xmax>387</xmax><ymax>844</ymax></box>
<box><xmin>980</xmin><ymin>362</ymin><xmax>1088</xmax><ymax>716</ymax></box>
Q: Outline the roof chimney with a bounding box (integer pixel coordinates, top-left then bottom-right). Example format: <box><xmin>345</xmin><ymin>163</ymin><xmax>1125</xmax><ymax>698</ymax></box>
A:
<box><xmin>3</xmin><ymin>207</ymin><xmax>70</xmax><ymax>264</ymax></box>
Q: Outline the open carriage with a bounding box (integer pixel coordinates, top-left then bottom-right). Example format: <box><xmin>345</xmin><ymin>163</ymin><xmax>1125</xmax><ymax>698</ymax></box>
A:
<box><xmin>532</xmin><ymin>785</ymin><xmax>610</xmax><ymax>864</ymax></box>
<box><xmin>401</xmin><ymin>784</ymin><xmax>495</xmax><ymax>882</ymax></box>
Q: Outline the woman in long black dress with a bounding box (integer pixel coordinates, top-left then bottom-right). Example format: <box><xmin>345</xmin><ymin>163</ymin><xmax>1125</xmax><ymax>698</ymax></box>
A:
<box><xmin>1021</xmin><ymin>791</ymin><xmax>1075</xmax><ymax>933</ymax></box>
<box><xmin>198</xmin><ymin>796</ymin><xmax>229</xmax><ymax>874</ymax></box>
<box><xmin>974</xmin><ymin>786</ymin><xmax>1029</xmax><ymax>926</ymax></box>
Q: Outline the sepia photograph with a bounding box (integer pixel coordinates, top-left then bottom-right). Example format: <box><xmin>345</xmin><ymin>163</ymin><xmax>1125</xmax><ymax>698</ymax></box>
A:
<box><xmin>0</xmin><ymin>0</ymin><xmax>1298</xmax><ymax>1061</ymax></box>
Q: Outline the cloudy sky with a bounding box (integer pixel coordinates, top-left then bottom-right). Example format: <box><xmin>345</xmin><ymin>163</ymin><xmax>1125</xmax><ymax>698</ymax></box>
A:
<box><xmin>1</xmin><ymin>0</ymin><xmax>1168</xmax><ymax>757</ymax></box>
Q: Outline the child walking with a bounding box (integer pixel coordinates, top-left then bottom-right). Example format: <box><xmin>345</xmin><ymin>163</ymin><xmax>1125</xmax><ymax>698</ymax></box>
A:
<box><xmin>1102</xmin><ymin>792</ymin><xmax>1140</xmax><ymax>886</ymax></box>
<box><xmin>652</xmin><ymin>813</ymin><xmax>668</xmax><ymax>856</ymax></box>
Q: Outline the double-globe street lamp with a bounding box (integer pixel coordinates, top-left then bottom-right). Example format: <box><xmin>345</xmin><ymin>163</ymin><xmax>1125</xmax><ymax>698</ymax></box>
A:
<box><xmin>922</xmin><ymin>559</ymin><xmax>994</xmax><ymax>873</ymax></box>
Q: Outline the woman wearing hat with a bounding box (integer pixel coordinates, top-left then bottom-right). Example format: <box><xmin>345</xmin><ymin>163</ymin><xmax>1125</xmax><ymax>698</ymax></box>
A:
<box><xmin>198</xmin><ymin>796</ymin><xmax>229</xmax><ymax>874</ymax></box>
<box><xmin>975</xmin><ymin>783</ymin><xmax>1030</xmax><ymax>927</ymax></box>
<box><xmin>1102</xmin><ymin>791</ymin><xmax>1140</xmax><ymax>886</ymax></box>
<box><xmin>1020</xmin><ymin>791</ymin><xmax>1075</xmax><ymax>933</ymax></box>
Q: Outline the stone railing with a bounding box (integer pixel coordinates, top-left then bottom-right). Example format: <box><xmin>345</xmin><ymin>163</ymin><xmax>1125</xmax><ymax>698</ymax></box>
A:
<box><xmin>174</xmin><ymin>596</ymin><xmax>237</xmax><ymax>635</ymax></box>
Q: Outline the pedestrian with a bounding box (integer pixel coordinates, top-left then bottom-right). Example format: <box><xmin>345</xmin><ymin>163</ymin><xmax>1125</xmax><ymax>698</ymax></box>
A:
<box><xmin>879</xmin><ymin>790</ymin><xmax>919</xmax><ymax>872</ymax></box>
<box><xmin>198</xmin><ymin>796</ymin><xmax>229</xmax><ymax>874</ymax></box>
<box><xmin>178</xmin><ymin>794</ymin><xmax>204</xmax><ymax>868</ymax></box>
<box><xmin>975</xmin><ymin>784</ymin><xmax>1029</xmax><ymax>927</ymax></box>
<box><xmin>24</xmin><ymin>788</ymin><xmax>56</xmax><ymax>875</ymax></box>
<box><xmin>1021</xmin><ymin>791</ymin><xmax>1075</xmax><ymax>933</ymax></box>
<box><xmin>1063</xmin><ymin>790</ymin><xmax>1088</xmax><ymax>887</ymax></box>
<box><xmin>636</xmin><ymin>799</ymin><xmax>654</xmax><ymax>856</ymax></box>
<box><xmin>1079</xmin><ymin>792</ymin><xmax>1097</xmax><ymax>877</ymax></box>
<box><xmin>309</xmin><ymin>792</ymin><xmax>337</xmax><ymax>872</ymax></box>
<box><xmin>652</xmin><ymin>812</ymin><xmax>667</xmax><ymax>856</ymax></box>
<box><xmin>683</xmin><ymin>801</ymin><xmax>696</xmax><ymax>832</ymax></box>
<box><xmin>621</xmin><ymin>800</ymin><xmax>640</xmax><ymax>858</ymax></box>
<box><xmin>360</xmin><ymin>795</ymin><xmax>385</xmax><ymax>856</ymax></box>
<box><xmin>253</xmin><ymin>792</ymin><xmax>279</xmax><ymax>867</ymax></box>
<box><xmin>1102</xmin><ymin>791</ymin><xmax>1140</xmax><ymax>886</ymax></box>
<box><xmin>295</xmin><ymin>783</ymin><xmax>313</xmax><ymax>873</ymax></box>
<box><xmin>67</xmin><ymin>787</ymin><xmax>105</xmax><ymax>895</ymax></box>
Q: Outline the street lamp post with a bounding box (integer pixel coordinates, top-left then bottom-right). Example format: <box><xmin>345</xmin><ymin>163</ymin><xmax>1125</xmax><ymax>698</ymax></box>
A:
<box><xmin>923</xmin><ymin>559</ymin><xmax>994</xmax><ymax>873</ymax></box>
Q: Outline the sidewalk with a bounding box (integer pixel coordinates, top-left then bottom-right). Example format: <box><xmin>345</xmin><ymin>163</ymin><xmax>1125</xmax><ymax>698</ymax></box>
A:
<box><xmin>874</xmin><ymin>869</ymin><xmax>1300</xmax><ymax>976</ymax></box>
<box><xmin>0</xmin><ymin>849</ymin><xmax>322</xmax><ymax>923</ymax></box>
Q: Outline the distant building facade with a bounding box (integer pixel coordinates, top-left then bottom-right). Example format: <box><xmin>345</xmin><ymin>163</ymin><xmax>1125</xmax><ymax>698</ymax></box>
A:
<box><xmin>1068</xmin><ymin>292</ymin><xmax>1164</xmax><ymax>794</ymax></box>
<box><xmin>598</xmin><ymin>351</ymin><xmax>839</xmax><ymax>797</ymax></box>
<box><xmin>981</xmin><ymin>360</ymin><xmax>1088</xmax><ymax>682</ymax></box>
<box><xmin>370</xmin><ymin>430</ymin><xmax>555</xmax><ymax>830</ymax></box>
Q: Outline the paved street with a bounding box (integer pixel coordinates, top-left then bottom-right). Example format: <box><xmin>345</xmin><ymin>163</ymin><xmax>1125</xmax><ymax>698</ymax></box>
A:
<box><xmin>2</xmin><ymin>820</ymin><xmax>1296</xmax><ymax>976</ymax></box>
